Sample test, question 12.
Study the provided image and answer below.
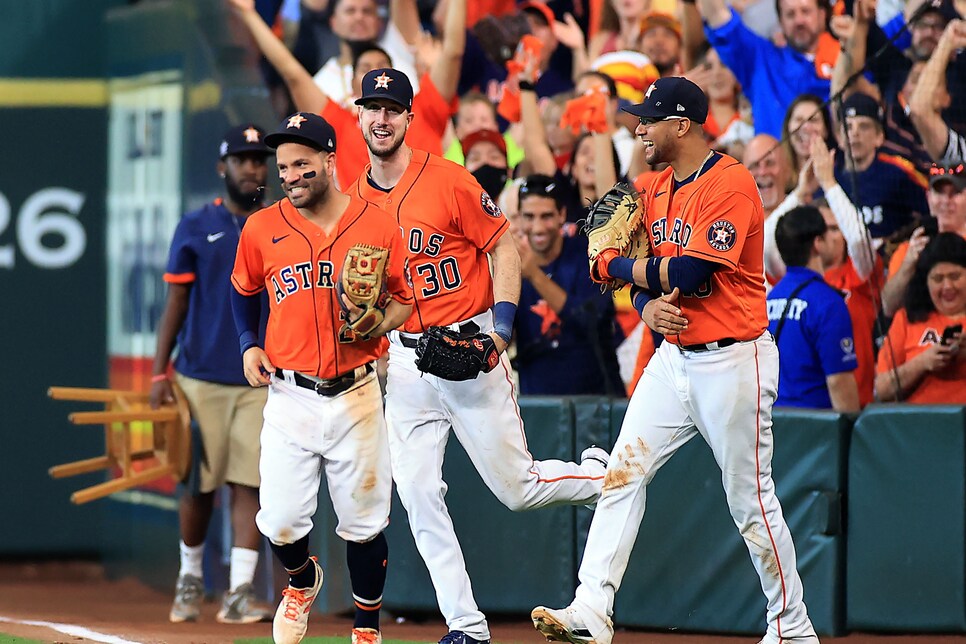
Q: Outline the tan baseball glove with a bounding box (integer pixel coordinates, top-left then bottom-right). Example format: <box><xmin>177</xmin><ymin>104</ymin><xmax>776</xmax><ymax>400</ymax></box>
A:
<box><xmin>337</xmin><ymin>244</ymin><xmax>391</xmax><ymax>340</ymax></box>
<box><xmin>583</xmin><ymin>182</ymin><xmax>649</xmax><ymax>289</ymax></box>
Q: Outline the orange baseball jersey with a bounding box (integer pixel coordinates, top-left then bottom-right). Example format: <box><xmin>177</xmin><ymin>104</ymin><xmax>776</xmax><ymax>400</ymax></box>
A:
<box><xmin>323</xmin><ymin>73</ymin><xmax>456</xmax><ymax>189</ymax></box>
<box><xmin>825</xmin><ymin>256</ymin><xmax>884</xmax><ymax>407</ymax></box>
<box><xmin>640</xmin><ymin>153</ymin><xmax>769</xmax><ymax>346</ymax></box>
<box><xmin>231</xmin><ymin>194</ymin><xmax>413</xmax><ymax>379</ymax></box>
<box><xmin>876</xmin><ymin>309</ymin><xmax>966</xmax><ymax>404</ymax></box>
<box><xmin>350</xmin><ymin>149</ymin><xmax>510</xmax><ymax>333</ymax></box>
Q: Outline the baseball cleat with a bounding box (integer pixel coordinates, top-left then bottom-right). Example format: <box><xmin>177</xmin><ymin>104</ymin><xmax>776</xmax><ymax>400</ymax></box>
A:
<box><xmin>580</xmin><ymin>446</ymin><xmax>610</xmax><ymax>509</ymax></box>
<box><xmin>169</xmin><ymin>573</ymin><xmax>204</xmax><ymax>623</ymax></box>
<box><xmin>438</xmin><ymin>630</ymin><xmax>490</xmax><ymax>644</ymax></box>
<box><xmin>580</xmin><ymin>446</ymin><xmax>609</xmax><ymax>472</ymax></box>
<box><xmin>216</xmin><ymin>582</ymin><xmax>273</xmax><ymax>624</ymax></box>
<box><xmin>352</xmin><ymin>627</ymin><xmax>383</xmax><ymax>644</ymax></box>
<box><xmin>531</xmin><ymin>605</ymin><xmax>613</xmax><ymax>644</ymax></box>
<box><xmin>757</xmin><ymin>637</ymin><xmax>820</xmax><ymax>644</ymax></box>
<box><xmin>273</xmin><ymin>557</ymin><xmax>324</xmax><ymax>644</ymax></box>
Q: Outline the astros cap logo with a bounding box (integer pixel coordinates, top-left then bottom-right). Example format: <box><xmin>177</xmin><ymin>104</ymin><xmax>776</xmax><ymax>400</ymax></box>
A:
<box><xmin>287</xmin><ymin>114</ymin><xmax>308</xmax><ymax>129</ymax></box>
<box><xmin>644</xmin><ymin>83</ymin><xmax>657</xmax><ymax>99</ymax></box>
<box><xmin>243</xmin><ymin>127</ymin><xmax>261</xmax><ymax>143</ymax></box>
<box><xmin>374</xmin><ymin>73</ymin><xmax>393</xmax><ymax>89</ymax></box>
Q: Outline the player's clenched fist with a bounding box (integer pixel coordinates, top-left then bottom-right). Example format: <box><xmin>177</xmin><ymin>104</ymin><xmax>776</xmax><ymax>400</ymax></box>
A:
<box><xmin>641</xmin><ymin>287</ymin><xmax>689</xmax><ymax>335</ymax></box>
<box><xmin>242</xmin><ymin>346</ymin><xmax>275</xmax><ymax>387</ymax></box>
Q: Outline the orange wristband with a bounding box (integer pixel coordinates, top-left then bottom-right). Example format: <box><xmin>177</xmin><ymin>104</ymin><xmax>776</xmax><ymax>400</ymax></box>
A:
<box><xmin>151</xmin><ymin>373</ymin><xmax>169</xmax><ymax>383</ymax></box>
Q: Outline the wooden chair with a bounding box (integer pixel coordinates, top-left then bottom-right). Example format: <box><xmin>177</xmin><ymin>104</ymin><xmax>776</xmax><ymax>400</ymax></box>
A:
<box><xmin>48</xmin><ymin>384</ymin><xmax>192</xmax><ymax>504</ymax></box>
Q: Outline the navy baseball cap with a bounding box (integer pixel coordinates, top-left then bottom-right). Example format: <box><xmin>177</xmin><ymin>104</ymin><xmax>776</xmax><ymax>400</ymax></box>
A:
<box><xmin>354</xmin><ymin>68</ymin><xmax>414</xmax><ymax>111</ymax></box>
<box><xmin>842</xmin><ymin>93</ymin><xmax>882</xmax><ymax>122</ymax></box>
<box><xmin>264</xmin><ymin>112</ymin><xmax>337</xmax><ymax>152</ymax></box>
<box><xmin>621</xmin><ymin>77</ymin><xmax>709</xmax><ymax>124</ymax></box>
<box><xmin>219</xmin><ymin>123</ymin><xmax>272</xmax><ymax>159</ymax></box>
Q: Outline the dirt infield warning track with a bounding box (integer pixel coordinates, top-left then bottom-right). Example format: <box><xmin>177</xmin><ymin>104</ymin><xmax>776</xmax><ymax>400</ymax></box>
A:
<box><xmin>1</xmin><ymin>563</ymin><xmax>965</xmax><ymax>644</ymax></box>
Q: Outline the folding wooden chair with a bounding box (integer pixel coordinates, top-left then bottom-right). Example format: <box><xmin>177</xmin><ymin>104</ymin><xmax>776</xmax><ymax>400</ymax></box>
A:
<box><xmin>47</xmin><ymin>384</ymin><xmax>192</xmax><ymax>504</ymax></box>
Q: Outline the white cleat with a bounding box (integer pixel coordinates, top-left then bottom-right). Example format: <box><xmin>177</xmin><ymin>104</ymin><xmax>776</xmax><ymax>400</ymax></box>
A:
<box><xmin>352</xmin><ymin>627</ymin><xmax>383</xmax><ymax>644</ymax></box>
<box><xmin>757</xmin><ymin>636</ymin><xmax>821</xmax><ymax>644</ymax></box>
<box><xmin>579</xmin><ymin>446</ymin><xmax>609</xmax><ymax>474</ymax></box>
<box><xmin>531</xmin><ymin>605</ymin><xmax>613</xmax><ymax>644</ymax></box>
<box><xmin>273</xmin><ymin>558</ymin><xmax>324</xmax><ymax>644</ymax></box>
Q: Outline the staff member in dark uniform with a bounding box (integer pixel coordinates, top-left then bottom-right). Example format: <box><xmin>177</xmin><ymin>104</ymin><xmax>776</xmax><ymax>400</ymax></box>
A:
<box><xmin>512</xmin><ymin>174</ymin><xmax>624</xmax><ymax>395</ymax></box>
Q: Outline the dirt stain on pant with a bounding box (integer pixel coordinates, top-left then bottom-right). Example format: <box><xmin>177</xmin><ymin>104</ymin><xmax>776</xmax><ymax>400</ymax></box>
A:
<box><xmin>603</xmin><ymin>438</ymin><xmax>650</xmax><ymax>491</ymax></box>
<box><xmin>741</xmin><ymin>523</ymin><xmax>780</xmax><ymax>579</ymax></box>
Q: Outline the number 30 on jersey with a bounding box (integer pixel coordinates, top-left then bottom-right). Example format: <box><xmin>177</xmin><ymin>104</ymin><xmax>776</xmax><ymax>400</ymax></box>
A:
<box><xmin>408</xmin><ymin>227</ymin><xmax>462</xmax><ymax>298</ymax></box>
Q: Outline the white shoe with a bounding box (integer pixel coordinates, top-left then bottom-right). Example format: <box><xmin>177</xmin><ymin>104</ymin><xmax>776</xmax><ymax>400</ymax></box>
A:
<box><xmin>757</xmin><ymin>636</ymin><xmax>820</xmax><ymax>644</ymax></box>
<box><xmin>532</xmin><ymin>605</ymin><xmax>613</xmax><ymax>644</ymax></box>
<box><xmin>579</xmin><ymin>446</ymin><xmax>609</xmax><ymax>474</ymax></box>
<box><xmin>273</xmin><ymin>558</ymin><xmax>323</xmax><ymax>644</ymax></box>
<box><xmin>579</xmin><ymin>446</ymin><xmax>609</xmax><ymax>509</ymax></box>
<box><xmin>352</xmin><ymin>627</ymin><xmax>382</xmax><ymax>644</ymax></box>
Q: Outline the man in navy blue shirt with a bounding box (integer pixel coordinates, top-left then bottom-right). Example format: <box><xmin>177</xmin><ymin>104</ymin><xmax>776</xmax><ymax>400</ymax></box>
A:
<box><xmin>833</xmin><ymin>92</ymin><xmax>930</xmax><ymax>241</ymax></box>
<box><xmin>512</xmin><ymin>174</ymin><xmax>623</xmax><ymax>395</ymax></box>
<box><xmin>767</xmin><ymin>205</ymin><xmax>861</xmax><ymax>411</ymax></box>
<box><xmin>150</xmin><ymin>124</ymin><xmax>273</xmax><ymax>625</ymax></box>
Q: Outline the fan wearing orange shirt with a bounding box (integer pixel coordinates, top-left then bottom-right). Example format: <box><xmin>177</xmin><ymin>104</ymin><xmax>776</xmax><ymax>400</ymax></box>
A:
<box><xmin>532</xmin><ymin>77</ymin><xmax>820</xmax><ymax>644</ymax></box>
<box><xmin>875</xmin><ymin>232</ymin><xmax>966</xmax><ymax>404</ymax></box>
<box><xmin>229</xmin><ymin>0</ymin><xmax>464</xmax><ymax>188</ymax></box>
<box><xmin>230</xmin><ymin>112</ymin><xmax>413</xmax><ymax>644</ymax></box>
<box><xmin>348</xmin><ymin>66</ymin><xmax>608</xmax><ymax>644</ymax></box>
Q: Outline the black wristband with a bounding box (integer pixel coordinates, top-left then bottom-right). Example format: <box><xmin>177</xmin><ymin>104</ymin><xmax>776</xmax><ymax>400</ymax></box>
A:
<box><xmin>519</xmin><ymin>80</ymin><xmax>536</xmax><ymax>92</ymax></box>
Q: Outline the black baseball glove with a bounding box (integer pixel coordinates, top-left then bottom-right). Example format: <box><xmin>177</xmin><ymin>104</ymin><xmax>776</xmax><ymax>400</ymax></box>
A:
<box><xmin>414</xmin><ymin>326</ymin><xmax>500</xmax><ymax>381</ymax></box>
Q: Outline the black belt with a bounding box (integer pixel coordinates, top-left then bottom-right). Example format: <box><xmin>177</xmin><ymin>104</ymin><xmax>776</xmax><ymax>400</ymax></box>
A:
<box><xmin>275</xmin><ymin>363</ymin><xmax>373</xmax><ymax>397</ymax></box>
<box><xmin>680</xmin><ymin>337</ymin><xmax>738</xmax><ymax>352</ymax></box>
<box><xmin>398</xmin><ymin>321</ymin><xmax>481</xmax><ymax>349</ymax></box>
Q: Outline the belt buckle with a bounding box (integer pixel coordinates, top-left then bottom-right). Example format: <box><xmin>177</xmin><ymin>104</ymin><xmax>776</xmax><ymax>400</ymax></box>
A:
<box><xmin>314</xmin><ymin>380</ymin><xmax>327</xmax><ymax>396</ymax></box>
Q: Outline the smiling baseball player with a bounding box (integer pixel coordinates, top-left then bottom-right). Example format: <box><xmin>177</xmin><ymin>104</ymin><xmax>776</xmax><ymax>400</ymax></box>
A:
<box><xmin>231</xmin><ymin>112</ymin><xmax>413</xmax><ymax>644</ymax></box>
<box><xmin>532</xmin><ymin>77</ymin><xmax>819</xmax><ymax>644</ymax></box>
<box><xmin>347</xmin><ymin>68</ymin><xmax>608</xmax><ymax>644</ymax></box>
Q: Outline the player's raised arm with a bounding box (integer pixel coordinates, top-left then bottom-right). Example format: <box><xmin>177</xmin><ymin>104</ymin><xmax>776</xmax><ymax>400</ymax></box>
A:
<box><xmin>228</xmin><ymin>0</ymin><xmax>329</xmax><ymax>115</ymax></box>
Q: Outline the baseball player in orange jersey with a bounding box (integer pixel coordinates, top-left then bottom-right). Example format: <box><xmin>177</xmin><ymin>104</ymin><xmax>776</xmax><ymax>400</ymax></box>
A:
<box><xmin>532</xmin><ymin>78</ymin><xmax>819</xmax><ymax>644</ymax></box>
<box><xmin>347</xmin><ymin>67</ymin><xmax>609</xmax><ymax>644</ymax></box>
<box><xmin>230</xmin><ymin>112</ymin><xmax>413</xmax><ymax>644</ymax></box>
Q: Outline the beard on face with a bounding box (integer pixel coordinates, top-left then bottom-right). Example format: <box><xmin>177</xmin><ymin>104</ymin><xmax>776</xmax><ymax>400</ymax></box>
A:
<box><xmin>365</xmin><ymin>128</ymin><xmax>407</xmax><ymax>158</ymax></box>
<box><xmin>225</xmin><ymin>174</ymin><xmax>264</xmax><ymax>209</ymax></box>
<box><xmin>286</xmin><ymin>172</ymin><xmax>331</xmax><ymax>210</ymax></box>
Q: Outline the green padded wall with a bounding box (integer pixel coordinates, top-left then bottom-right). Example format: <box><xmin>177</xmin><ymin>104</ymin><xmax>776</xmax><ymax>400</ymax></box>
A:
<box><xmin>606</xmin><ymin>407</ymin><xmax>848</xmax><ymax>636</ymax></box>
<box><xmin>384</xmin><ymin>397</ymin><xmax>579</xmax><ymax>614</ymax></box>
<box><xmin>847</xmin><ymin>405</ymin><xmax>966</xmax><ymax>631</ymax></box>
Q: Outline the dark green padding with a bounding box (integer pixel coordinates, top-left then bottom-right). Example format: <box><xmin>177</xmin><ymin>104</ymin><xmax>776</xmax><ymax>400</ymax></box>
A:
<box><xmin>847</xmin><ymin>405</ymin><xmax>966</xmax><ymax>631</ymax></box>
<box><xmin>608</xmin><ymin>407</ymin><xmax>848</xmax><ymax>636</ymax></box>
<box><xmin>384</xmin><ymin>397</ymin><xmax>578</xmax><ymax>613</ymax></box>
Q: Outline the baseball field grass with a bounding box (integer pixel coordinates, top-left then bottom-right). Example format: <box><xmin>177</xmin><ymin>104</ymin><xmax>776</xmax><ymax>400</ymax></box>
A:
<box><xmin>237</xmin><ymin>639</ymin><xmax>428</xmax><ymax>644</ymax></box>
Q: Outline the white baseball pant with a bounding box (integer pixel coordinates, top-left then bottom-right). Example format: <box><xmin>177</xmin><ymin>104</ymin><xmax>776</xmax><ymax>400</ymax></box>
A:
<box><xmin>572</xmin><ymin>332</ymin><xmax>817</xmax><ymax>643</ymax></box>
<box><xmin>386</xmin><ymin>311</ymin><xmax>604</xmax><ymax>641</ymax></box>
<box><xmin>256</xmin><ymin>370</ymin><xmax>392</xmax><ymax>545</ymax></box>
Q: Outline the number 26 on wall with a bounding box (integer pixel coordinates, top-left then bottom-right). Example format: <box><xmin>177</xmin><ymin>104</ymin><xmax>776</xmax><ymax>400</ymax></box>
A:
<box><xmin>0</xmin><ymin>188</ymin><xmax>86</xmax><ymax>269</ymax></box>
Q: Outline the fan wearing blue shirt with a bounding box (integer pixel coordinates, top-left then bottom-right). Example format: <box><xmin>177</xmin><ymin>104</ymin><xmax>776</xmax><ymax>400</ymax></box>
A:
<box><xmin>767</xmin><ymin>205</ymin><xmax>861</xmax><ymax>411</ymax></box>
<box><xmin>150</xmin><ymin>124</ymin><xmax>274</xmax><ymax>626</ymax></box>
<box><xmin>512</xmin><ymin>174</ymin><xmax>623</xmax><ymax>395</ymax></box>
<box><xmin>833</xmin><ymin>92</ymin><xmax>930</xmax><ymax>240</ymax></box>
<box><xmin>699</xmin><ymin>0</ymin><xmax>836</xmax><ymax>137</ymax></box>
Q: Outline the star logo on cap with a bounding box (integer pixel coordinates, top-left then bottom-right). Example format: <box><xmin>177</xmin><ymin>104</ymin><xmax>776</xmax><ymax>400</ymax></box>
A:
<box><xmin>287</xmin><ymin>114</ymin><xmax>307</xmax><ymax>129</ymax></box>
<box><xmin>243</xmin><ymin>127</ymin><xmax>261</xmax><ymax>143</ymax></box>
<box><xmin>644</xmin><ymin>83</ymin><xmax>657</xmax><ymax>99</ymax></box>
<box><xmin>374</xmin><ymin>72</ymin><xmax>393</xmax><ymax>89</ymax></box>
